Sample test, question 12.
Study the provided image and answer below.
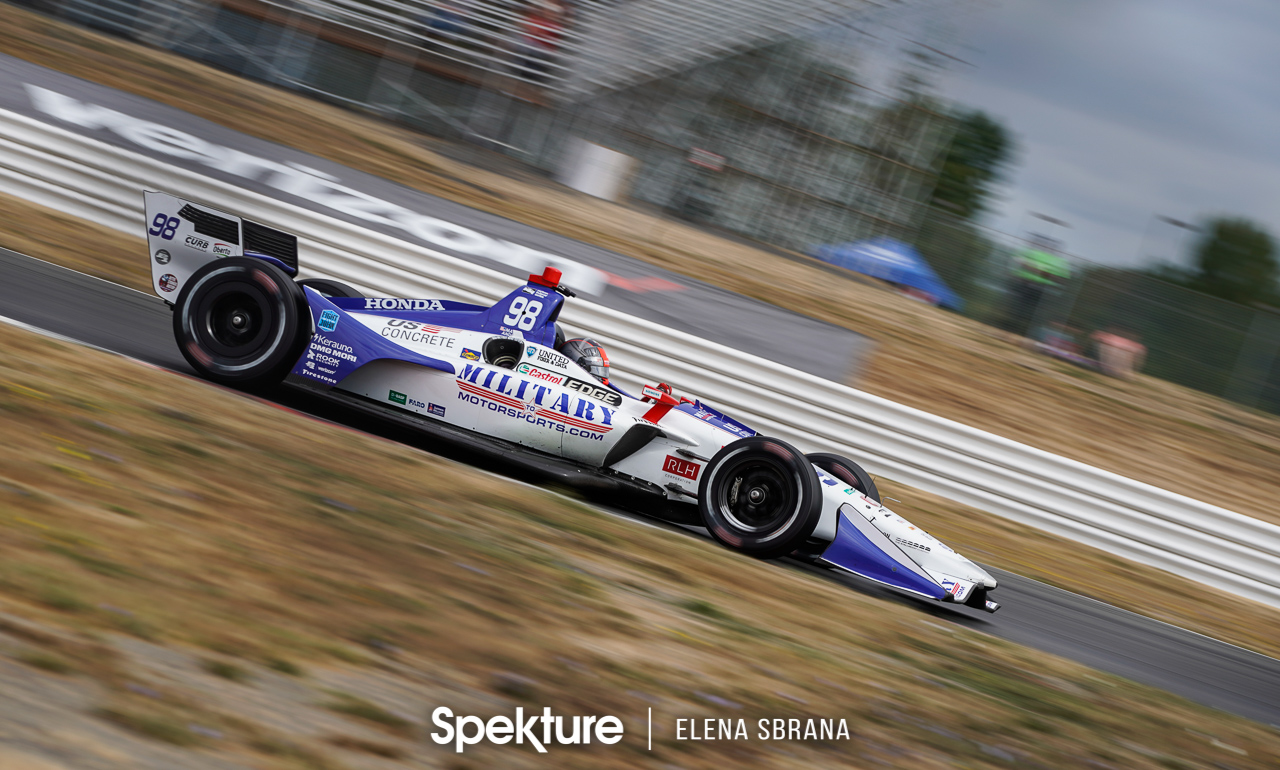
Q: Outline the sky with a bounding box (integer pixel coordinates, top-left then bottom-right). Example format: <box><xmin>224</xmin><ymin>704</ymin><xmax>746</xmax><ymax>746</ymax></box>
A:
<box><xmin>933</xmin><ymin>0</ymin><xmax>1280</xmax><ymax>269</ymax></box>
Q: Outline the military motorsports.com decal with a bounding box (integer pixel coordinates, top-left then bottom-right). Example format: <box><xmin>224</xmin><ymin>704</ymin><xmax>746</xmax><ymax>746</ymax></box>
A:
<box><xmin>456</xmin><ymin>363</ymin><xmax>616</xmax><ymax>440</ymax></box>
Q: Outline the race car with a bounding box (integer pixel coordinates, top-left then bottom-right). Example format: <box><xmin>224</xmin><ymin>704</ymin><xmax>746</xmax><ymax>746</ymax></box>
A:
<box><xmin>143</xmin><ymin>191</ymin><xmax>1000</xmax><ymax>613</ymax></box>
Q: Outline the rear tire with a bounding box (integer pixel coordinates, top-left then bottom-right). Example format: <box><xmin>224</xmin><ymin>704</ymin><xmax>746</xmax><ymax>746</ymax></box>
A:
<box><xmin>697</xmin><ymin>437</ymin><xmax>823</xmax><ymax>558</ymax></box>
<box><xmin>173</xmin><ymin>257</ymin><xmax>308</xmax><ymax>388</ymax></box>
<box><xmin>297</xmin><ymin>277</ymin><xmax>363</xmax><ymax>299</ymax></box>
<box><xmin>806</xmin><ymin>452</ymin><xmax>880</xmax><ymax>503</ymax></box>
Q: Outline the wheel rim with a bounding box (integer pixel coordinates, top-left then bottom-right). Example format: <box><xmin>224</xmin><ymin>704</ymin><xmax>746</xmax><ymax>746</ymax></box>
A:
<box><xmin>192</xmin><ymin>278</ymin><xmax>279</xmax><ymax>363</ymax></box>
<box><xmin>717</xmin><ymin>455</ymin><xmax>799</xmax><ymax>534</ymax></box>
<box><xmin>208</xmin><ymin>291</ymin><xmax>264</xmax><ymax>349</ymax></box>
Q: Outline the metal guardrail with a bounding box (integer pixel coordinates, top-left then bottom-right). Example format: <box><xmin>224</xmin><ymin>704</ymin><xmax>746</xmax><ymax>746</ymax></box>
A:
<box><xmin>4</xmin><ymin>106</ymin><xmax>1280</xmax><ymax>608</ymax></box>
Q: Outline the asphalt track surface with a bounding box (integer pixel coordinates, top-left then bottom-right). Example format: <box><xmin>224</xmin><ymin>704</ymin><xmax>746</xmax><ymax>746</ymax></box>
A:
<box><xmin>3</xmin><ymin>247</ymin><xmax>1280</xmax><ymax>728</ymax></box>
<box><xmin>0</xmin><ymin>53</ymin><xmax>872</xmax><ymax>382</ymax></box>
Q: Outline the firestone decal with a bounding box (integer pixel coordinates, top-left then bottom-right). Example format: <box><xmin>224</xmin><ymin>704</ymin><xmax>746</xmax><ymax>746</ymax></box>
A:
<box><xmin>299</xmin><ymin>367</ymin><xmax>337</xmax><ymax>384</ymax></box>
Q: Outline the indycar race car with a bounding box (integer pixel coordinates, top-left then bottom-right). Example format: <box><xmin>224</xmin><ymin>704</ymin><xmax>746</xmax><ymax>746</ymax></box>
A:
<box><xmin>143</xmin><ymin>191</ymin><xmax>999</xmax><ymax>612</ymax></box>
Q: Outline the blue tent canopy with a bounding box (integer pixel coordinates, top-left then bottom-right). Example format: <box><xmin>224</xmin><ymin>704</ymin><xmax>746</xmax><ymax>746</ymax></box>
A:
<box><xmin>809</xmin><ymin>238</ymin><xmax>963</xmax><ymax>311</ymax></box>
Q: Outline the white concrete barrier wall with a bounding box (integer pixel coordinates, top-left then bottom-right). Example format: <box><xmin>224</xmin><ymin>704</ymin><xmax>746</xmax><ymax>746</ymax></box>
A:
<box><xmin>4</xmin><ymin>107</ymin><xmax>1280</xmax><ymax>608</ymax></box>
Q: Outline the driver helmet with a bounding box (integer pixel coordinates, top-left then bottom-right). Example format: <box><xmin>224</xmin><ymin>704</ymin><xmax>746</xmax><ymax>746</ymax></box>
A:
<box><xmin>559</xmin><ymin>338</ymin><xmax>610</xmax><ymax>384</ymax></box>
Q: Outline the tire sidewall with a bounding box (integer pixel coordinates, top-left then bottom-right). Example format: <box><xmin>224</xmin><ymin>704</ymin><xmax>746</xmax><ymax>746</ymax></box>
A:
<box><xmin>697</xmin><ymin>436</ymin><xmax>823</xmax><ymax>558</ymax></box>
<box><xmin>806</xmin><ymin>452</ymin><xmax>880</xmax><ymax>503</ymax></box>
<box><xmin>174</xmin><ymin>257</ymin><xmax>307</xmax><ymax>386</ymax></box>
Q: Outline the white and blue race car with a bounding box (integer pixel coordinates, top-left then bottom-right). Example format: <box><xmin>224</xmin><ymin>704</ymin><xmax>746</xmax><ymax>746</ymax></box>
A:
<box><xmin>144</xmin><ymin>191</ymin><xmax>999</xmax><ymax>613</ymax></box>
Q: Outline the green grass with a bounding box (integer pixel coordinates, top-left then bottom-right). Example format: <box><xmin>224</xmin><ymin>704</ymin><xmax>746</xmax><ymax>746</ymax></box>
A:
<box><xmin>202</xmin><ymin>659</ymin><xmax>251</xmax><ymax>683</ymax></box>
<box><xmin>98</xmin><ymin>707</ymin><xmax>201</xmax><ymax>746</ymax></box>
<box><xmin>324</xmin><ymin>693</ymin><xmax>413</xmax><ymax>737</ymax></box>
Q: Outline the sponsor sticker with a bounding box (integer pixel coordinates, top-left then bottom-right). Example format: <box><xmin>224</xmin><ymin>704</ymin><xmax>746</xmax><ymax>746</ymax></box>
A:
<box><xmin>516</xmin><ymin>362</ymin><xmax>566</xmax><ymax>385</ymax></box>
<box><xmin>185</xmin><ymin>234</ymin><xmax>209</xmax><ymax>251</ymax></box>
<box><xmin>300</xmin><ymin>368</ymin><xmax>337</xmax><ymax>384</ymax></box>
<box><xmin>311</xmin><ymin>336</ymin><xmax>356</xmax><ymax>361</ymax></box>
<box><xmin>158</xmin><ymin>273</ymin><xmax>179</xmax><ymax>292</ymax></box>
<box><xmin>318</xmin><ymin>309</ymin><xmax>340</xmax><ymax>332</ymax></box>
<box><xmin>388</xmin><ymin>390</ymin><xmax>408</xmax><ymax>405</ymax></box>
<box><xmin>941</xmin><ymin>580</ymin><xmax>970</xmax><ymax>601</ymax></box>
<box><xmin>153</xmin><ymin>249</ymin><xmax>171</xmax><ymax>265</ymax></box>
<box><xmin>307</xmin><ymin>348</ymin><xmax>340</xmax><ymax>366</ymax></box>
<box><xmin>460</xmin><ymin>348</ymin><xmax>481</xmax><ymax>361</ymax></box>
<box><xmin>428</xmin><ymin>403</ymin><xmax>446</xmax><ymax>417</ymax></box>
<box><xmin>375</xmin><ymin>318</ymin><xmax>455</xmax><ymax>349</ymax></box>
<box><xmin>526</xmin><ymin>345</ymin><xmax>536</xmax><ymax>357</ymax></box>
<box><xmin>533</xmin><ymin>347</ymin><xmax>570</xmax><ymax>369</ymax></box>
<box><xmin>663</xmin><ymin>455</ymin><xmax>700</xmax><ymax>481</ymax></box>
<box><xmin>363</xmin><ymin>298</ymin><xmax>446</xmax><ymax>311</ymax></box>
<box><xmin>212</xmin><ymin>243</ymin><xmax>233</xmax><ymax>256</ymax></box>
<box><xmin>455</xmin><ymin>363</ymin><xmax>616</xmax><ymax>439</ymax></box>
<box><xmin>563</xmin><ymin>376</ymin><xmax>623</xmax><ymax>407</ymax></box>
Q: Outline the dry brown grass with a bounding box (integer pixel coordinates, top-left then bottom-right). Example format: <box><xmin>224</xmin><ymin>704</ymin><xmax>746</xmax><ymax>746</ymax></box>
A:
<box><xmin>1</xmin><ymin>318</ymin><xmax>1279</xmax><ymax>767</ymax></box>
<box><xmin>4</xmin><ymin>190</ymin><xmax>1280</xmax><ymax>668</ymax></box>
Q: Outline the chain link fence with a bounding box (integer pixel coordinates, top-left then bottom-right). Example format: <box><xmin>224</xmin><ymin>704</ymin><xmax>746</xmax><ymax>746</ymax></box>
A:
<box><xmin>915</xmin><ymin>209</ymin><xmax>1280</xmax><ymax>415</ymax></box>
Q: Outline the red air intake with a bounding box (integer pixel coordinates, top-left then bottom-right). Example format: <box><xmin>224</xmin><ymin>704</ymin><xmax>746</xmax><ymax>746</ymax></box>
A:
<box><xmin>529</xmin><ymin>266</ymin><xmax>562</xmax><ymax>288</ymax></box>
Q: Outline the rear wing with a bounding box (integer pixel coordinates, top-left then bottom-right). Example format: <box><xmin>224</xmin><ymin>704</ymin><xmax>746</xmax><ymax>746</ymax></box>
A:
<box><xmin>143</xmin><ymin>191</ymin><xmax>299</xmax><ymax>300</ymax></box>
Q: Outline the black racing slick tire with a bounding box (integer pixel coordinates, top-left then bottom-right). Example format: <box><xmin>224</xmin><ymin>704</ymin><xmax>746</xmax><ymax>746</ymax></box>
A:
<box><xmin>173</xmin><ymin>257</ymin><xmax>309</xmax><ymax>388</ymax></box>
<box><xmin>297</xmin><ymin>277</ymin><xmax>364</xmax><ymax>299</ymax></box>
<box><xmin>697</xmin><ymin>436</ymin><xmax>824</xmax><ymax>559</ymax></box>
<box><xmin>806</xmin><ymin>452</ymin><xmax>880</xmax><ymax>503</ymax></box>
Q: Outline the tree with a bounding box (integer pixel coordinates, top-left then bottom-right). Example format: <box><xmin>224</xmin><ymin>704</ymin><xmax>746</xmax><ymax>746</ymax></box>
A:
<box><xmin>1186</xmin><ymin>218</ymin><xmax>1279</xmax><ymax>306</ymax></box>
<box><xmin>930</xmin><ymin>111</ymin><xmax>1014</xmax><ymax>220</ymax></box>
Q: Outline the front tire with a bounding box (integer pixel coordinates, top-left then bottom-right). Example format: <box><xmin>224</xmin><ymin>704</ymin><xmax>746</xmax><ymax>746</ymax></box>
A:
<box><xmin>806</xmin><ymin>452</ymin><xmax>880</xmax><ymax>503</ymax></box>
<box><xmin>173</xmin><ymin>257</ymin><xmax>308</xmax><ymax>388</ymax></box>
<box><xmin>697</xmin><ymin>437</ymin><xmax>823</xmax><ymax>558</ymax></box>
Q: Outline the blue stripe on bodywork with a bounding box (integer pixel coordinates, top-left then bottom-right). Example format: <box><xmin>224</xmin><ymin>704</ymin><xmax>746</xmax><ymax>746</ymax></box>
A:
<box><xmin>819</xmin><ymin>509</ymin><xmax>947</xmax><ymax>599</ymax></box>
